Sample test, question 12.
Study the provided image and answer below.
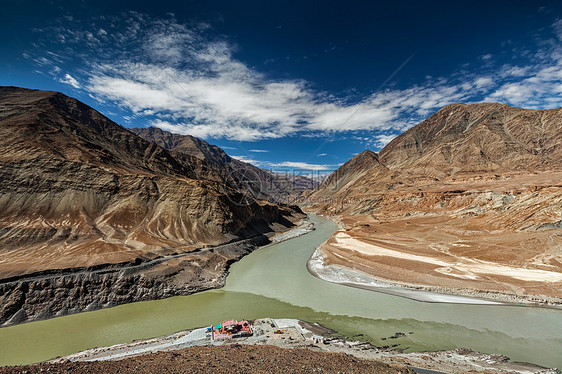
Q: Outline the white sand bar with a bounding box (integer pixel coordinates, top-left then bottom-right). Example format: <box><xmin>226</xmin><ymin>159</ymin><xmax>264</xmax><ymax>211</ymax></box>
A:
<box><xmin>333</xmin><ymin>232</ymin><xmax>562</xmax><ymax>283</ymax></box>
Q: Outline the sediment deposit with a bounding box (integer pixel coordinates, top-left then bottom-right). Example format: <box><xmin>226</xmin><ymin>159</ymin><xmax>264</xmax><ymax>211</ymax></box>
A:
<box><xmin>307</xmin><ymin>103</ymin><xmax>562</xmax><ymax>303</ymax></box>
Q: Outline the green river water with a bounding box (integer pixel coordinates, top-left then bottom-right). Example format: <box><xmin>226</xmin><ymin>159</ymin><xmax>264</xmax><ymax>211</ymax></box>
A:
<box><xmin>0</xmin><ymin>214</ymin><xmax>561</xmax><ymax>368</ymax></box>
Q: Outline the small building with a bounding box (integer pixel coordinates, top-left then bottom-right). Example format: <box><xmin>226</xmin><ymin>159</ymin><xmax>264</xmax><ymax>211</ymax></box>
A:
<box><xmin>212</xmin><ymin>320</ymin><xmax>253</xmax><ymax>340</ymax></box>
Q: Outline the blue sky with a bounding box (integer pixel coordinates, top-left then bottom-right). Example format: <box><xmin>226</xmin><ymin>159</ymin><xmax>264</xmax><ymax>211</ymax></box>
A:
<box><xmin>2</xmin><ymin>1</ymin><xmax>562</xmax><ymax>175</ymax></box>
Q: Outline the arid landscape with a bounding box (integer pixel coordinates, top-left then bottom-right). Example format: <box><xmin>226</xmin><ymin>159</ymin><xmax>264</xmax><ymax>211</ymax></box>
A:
<box><xmin>2</xmin><ymin>3</ymin><xmax>562</xmax><ymax>373</ymax></box>
<box><xmin>307</xmin><ymin>103</ymin><xmax>562</xmax><ymax>304</ymax></box>
<box><xmin>0</xmin><ymin>87</ymin><xmax>305</xmax><ymax>325</ymax></box>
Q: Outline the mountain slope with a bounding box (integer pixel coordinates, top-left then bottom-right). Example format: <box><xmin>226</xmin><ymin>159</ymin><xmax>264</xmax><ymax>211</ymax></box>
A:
<box><xmin>131</xmin><ymin>127</ymin><xmax>316</xmax><ymax>204</ymax></box>
<box><xmin>307</xmin><ymin>102</ymin><xmax>562</xmax><ymax>303</ymax></box>
<box><xmin>0</xmin><ymin>87</ymin><xmax>303</xmax><ymax>324</ymax></box>
<box><xmin>379</xmin><ymin>103</ymin><xmax>562</xmax><ymax>175</ymax></box>
<box><xmin>308</xmin><ymin>151</ymin><xmax>392</xmax><ymax>210</ymax></box>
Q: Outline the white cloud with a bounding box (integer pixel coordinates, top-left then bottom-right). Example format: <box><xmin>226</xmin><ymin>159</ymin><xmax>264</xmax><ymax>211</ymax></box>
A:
<box><xmin>151</xmin><ymin>119</ymin><xmax>282</xmax><ymax>141</ymax></box>
<box><xmin>249</xmin><ymin>149</ymin><xmax>269</xmax><ymax>153</ymax></box>
<box><xmin>230</xmin><ymin>155</ymin><xmax>262</xmax><ymax>166</ymax></box>
<box><xmin>31</xmin><ymin>14</ymin><xmax>562</xmax><ymax>141</ymax></box>
<box><xmin>230</xmin><ymin>156</ymin><xmax>337</xmax><ymax>171</ymax></box>
<box><xmin>373</xmin><ymin>133</ymin><xmax>398</xmax><ymax>148</ymax></box>
<box><xmin>270</xmin><ymin>161</ymin><xmax>335</xmax><ymax>171</ymax></box>
<box><xmin>317</xmin><ymin>153</ymin><xmax>327</xmax><ymax>157</ymax></box>
<box><xmin>474</xmin><ymin>77</ymin><xmax>494</xmax><ymax>89</ymax></box>
<box><xmin>484</xmin><ymin>28</ymin><xmax>562</xmax><ymax>108</ymax></box>
<box><xmin>59</xmin><ymin>73</ymin><xmax>80</xmax><ymax>88</ymax></box>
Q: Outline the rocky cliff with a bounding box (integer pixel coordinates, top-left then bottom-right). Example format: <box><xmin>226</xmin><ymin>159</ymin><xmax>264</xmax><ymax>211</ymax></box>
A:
<box><xmin>0</xmin><ymin>86</ymin><xmax>304</xmax><ymax>325</ymax></box>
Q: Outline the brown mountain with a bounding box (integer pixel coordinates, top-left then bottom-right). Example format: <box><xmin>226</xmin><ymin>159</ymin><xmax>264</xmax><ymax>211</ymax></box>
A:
<box><xmin>308</xmin><ymin>150</ymin><xmax>393</xmax><ymax>211</ymax></box>
<box><xmin>379</xmin><ymin>102</ymin><xmax>562</xmax><ymax>174</ymax></box>
<box><xmin>131</xmin><ymin>127</ymin><xmax>316</xmax><ymax>204</ymax></box>
<box><xmin>0</xmin><ymin>86</ymin><xmax>303</xmax><ymax>324</ymax></box>
<box><xmin>307</xmin><ymin>103</ymin><xmax>562</xmax><ymax>304</ymax></box>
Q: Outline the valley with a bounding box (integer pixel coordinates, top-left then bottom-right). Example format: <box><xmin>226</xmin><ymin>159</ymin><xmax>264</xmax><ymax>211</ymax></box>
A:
<box><xmin>1</xmin><ymin>88</ymin><xmax>561</xmax><ymax>373</ymax></box>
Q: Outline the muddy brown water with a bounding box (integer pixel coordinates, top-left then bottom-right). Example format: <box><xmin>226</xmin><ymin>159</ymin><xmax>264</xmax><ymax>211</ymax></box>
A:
<box><xmin>0</xmin><ymin>214</ymin><xmax>560</xmax><ymax>368</ymax></box>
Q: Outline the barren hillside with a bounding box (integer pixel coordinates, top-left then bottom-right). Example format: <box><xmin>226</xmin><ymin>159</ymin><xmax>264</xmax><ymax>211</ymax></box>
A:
<box><xmin>308</xmin><ymin>103</ymin><xmax>562</xmax><ymax>303</ymax></box>
<box><xmin>0</xmin><ymin>87</ymin><xmax>303</xmax><ymax>324</ymax></box>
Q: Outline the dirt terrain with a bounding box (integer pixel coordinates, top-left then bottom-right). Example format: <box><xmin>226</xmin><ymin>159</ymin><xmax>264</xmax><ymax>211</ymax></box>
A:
<box><xmin>308</xmin><ymin>103</ymin><xmax>562</xmax><ymax>304</ymax></box>
<box><xmin>0</xmin><ymin>87</ymin><xmax>304</xmax><ymax>325</ymax></box>
<box><xmin>0</xmin><ymin>345</ymin><xmax>414</xmax><ymax>374</ymax></box>
<box><xmin>3</xmin><ymin>318</ymin><xmax>556</xmax><ymax>374</ymax></box>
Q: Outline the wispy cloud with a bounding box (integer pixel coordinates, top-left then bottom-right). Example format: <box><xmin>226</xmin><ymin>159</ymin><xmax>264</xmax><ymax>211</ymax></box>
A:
<box><xmin>230</xmin><ymin>155</ymin><xmax>262</xmax><ymax>166</ymax></box>
<box><xmin>59</xmin><ymin>73</ymin><xmax>80</xmax><ymax>88</ymax></box>
<box><xmin>28</xmin><ymin>13</ymin><xmax>562</xmax><ymax>141</ymax></box>
<box><xmin>372</xmin><ymin>133</ymin><xmax>398</xmax><ymax>148</ymax></box>
<box><xmin>269</xmin><ymin>161</ymin><xmax>336</xmax><ymax>171</ymax></box>
<box><xmin>249</xmin><ymin>149</ymin><xmax>269</xmax><ymax>153</ymax></box>
<box><xmin>231</xmin><ymin>155</ymin><xmax>337</xmax><ymax>172</ymax></box>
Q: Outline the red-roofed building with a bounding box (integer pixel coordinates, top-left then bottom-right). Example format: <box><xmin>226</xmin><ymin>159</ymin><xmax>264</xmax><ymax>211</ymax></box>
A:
<box><xmin>212</xmin><ymin>320</ymin><xmax>253</xmax><ymax>340</ymax></box>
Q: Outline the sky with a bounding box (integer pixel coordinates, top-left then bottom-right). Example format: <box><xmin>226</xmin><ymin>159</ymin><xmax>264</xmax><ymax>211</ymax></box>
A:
<box><xmin>2</xmin><ymin>0</ymin><xmax>562</xmax><ymax>176</ymax></box>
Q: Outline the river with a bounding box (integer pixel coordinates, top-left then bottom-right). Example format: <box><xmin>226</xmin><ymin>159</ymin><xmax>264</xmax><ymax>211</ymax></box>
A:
<box><xmin>0</xmin><ymin>214</ymin><xmax>560</xmax><ymax>368</ymax></box>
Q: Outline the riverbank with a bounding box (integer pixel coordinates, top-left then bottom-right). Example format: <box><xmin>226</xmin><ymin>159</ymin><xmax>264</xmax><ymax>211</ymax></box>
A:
<box><xmin>0</xmin><ymin>217</ymin><xmax>312</xmax><ymax>327</ymax></box>
<box><xmin>7</xmin><ymin>318</ymin><xmax>556</xmax><ymax>374</ymax></box>
<box><xmin>306</xmin><ymin>213</ymin><xmax>562</xmax><ymax>308</ymax></box>
<box><xmin>2</xmin><ymin>213</ymin><xmax>561</xmax><ymax>369</ymax></box>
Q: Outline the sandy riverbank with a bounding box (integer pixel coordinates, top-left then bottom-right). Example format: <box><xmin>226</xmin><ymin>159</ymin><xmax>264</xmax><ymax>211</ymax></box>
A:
<box><xmin>307</xmin><ymin>248</ymin><xmax>504</xmax><ymax>305</ymax></box>
<box><xmin>309</xmin><ymin>243</ymin><xmax>562</xmax><ymax>307</ymax></box>
<box><xmin>13</xmin><ymin>318</ymin><xmax>554</xmax><ymax>374</ymax></box>
<box><xmin>306</xmin><ymin>211</ymin><xmax>562</xmax><ymax>307</ymax></box>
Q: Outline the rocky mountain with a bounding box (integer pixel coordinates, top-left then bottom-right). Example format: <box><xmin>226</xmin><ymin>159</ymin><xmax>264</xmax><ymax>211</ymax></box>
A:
<box><xmin>380</xmin><ymin>103</ymin><xmax>561</xmax><ymax>174</ymax></box>
<box><xmin>131</xmin><ymin>127</ymin><xmax>316</xmax><ymax>204</ymax></box>
<box><xmin>309</xmin><ymin>150</ymin><xmax>393</xmax><ymax>206</ymax></box>
<box><xmin>307</xmin><ymin>102</ymin><xmax>562</xmax><ymax>303</ymax></box>
<box><xmin>0</xmin><ymin>86</ymin><xmax>304</xmax><ymax>324</ymax></box>
<box><xmin>310</xmin><ymin>103</ymin><xmax>562</xmax><ymax>214</ymax></box>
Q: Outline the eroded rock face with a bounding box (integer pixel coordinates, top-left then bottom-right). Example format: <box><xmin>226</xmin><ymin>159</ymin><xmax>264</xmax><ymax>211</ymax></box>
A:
<box><xmin>131</xmin><ymin>127</ymin><xmax>317</xmax><ymax>204</ymax></box>
<box><xmin>379</xmin><ymin>103</ymin><xmax>562</xmax><ymax>174</ymax></box>
<box><xmin>0</xmin><ymin>86</ymin><xmax>303</xmax><ymax>324</ymax></box>
<box><xmin>0</xmin><ymin>236</ymin><xmax>268</xmax><ymax>326</ymax></box>
<box><xmin>307</xmin><ymin>103</ymin><xmax>562</xmax><ymax>302</ymax></box>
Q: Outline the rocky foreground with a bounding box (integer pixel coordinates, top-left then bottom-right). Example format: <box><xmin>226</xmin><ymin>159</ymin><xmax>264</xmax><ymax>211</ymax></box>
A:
<box><xmin>0</xmin><ymin>345</ymin><xmax>413</xmax><ymax>374</ymax></box>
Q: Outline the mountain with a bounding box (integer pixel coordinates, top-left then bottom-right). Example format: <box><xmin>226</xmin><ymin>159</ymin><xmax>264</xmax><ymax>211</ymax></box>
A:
<box><xmin>0</xmin><ymin>86</ymin><xmax>303</xmax><ymax>324</ymax></box>
<box><xmin>131</xmin><ymin>127</ymin><xmax>316</xmax><ymax>204</ymax></box>
<box><xmin>307</xmin><ymin>102</ymin><xmax>562</xmax><ymax>303</ymax></box>
<box><xmin>379</xmin><ymin>103</ymin><xmax>562</xmax><ymax>175</ymax></box>
<box><xmin>308</xmin><ymin>150</ymin><xmax>393</xmax><ymax>208</ymax></box>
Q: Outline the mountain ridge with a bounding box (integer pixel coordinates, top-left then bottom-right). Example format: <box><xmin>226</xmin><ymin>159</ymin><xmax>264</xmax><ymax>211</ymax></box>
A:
<box><xmin>0</xmin><ymin>86</ymin><xmax>304</xmax><ymax>325</ymax></box>
<box><xmin>131</xmin><ymin>126</ymin><xmax>316</xmax><ymax>204</ymax></box>
<box><xmin>306</xmin><ymin>101</ymin><xmax>562</xmax><ymax>304</ymax></box>
<box><xmin>379</xmin><ymin>102</ymin><xmax>562</xmax><ymax>174</ymax></box>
